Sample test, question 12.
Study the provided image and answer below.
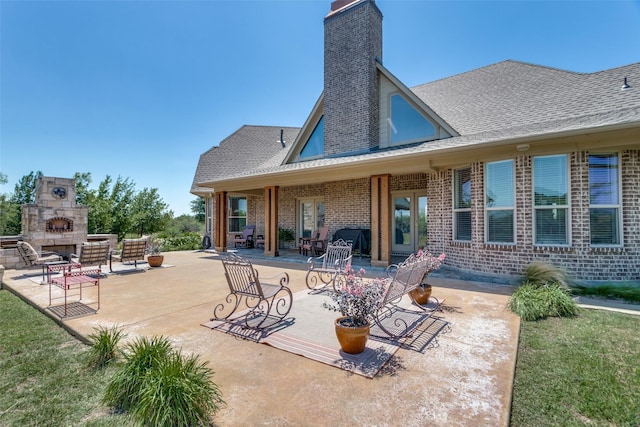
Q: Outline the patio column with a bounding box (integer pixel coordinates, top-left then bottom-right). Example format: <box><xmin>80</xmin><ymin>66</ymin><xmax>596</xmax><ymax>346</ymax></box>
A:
<box><xmin>214</xmin><ymin>191</ymin><xmax>228</xmax><ymax>252</ymax></box>
<box><xmin>371</xmin><ymin>174</ymin><xmax>391</xmax><ymax>267</ymax></box>
<box><xmin>263</xmin><ymin>186</ymin><xmax>279</xmax><ymax>257</ymax></box>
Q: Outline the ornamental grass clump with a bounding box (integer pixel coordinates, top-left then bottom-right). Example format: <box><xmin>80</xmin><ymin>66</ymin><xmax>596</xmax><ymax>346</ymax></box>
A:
<box><xmin>104</xmin><ymin>335</ymin><xmax>225</xmax><ymax>426</ymax></box>
<box><xmin>131</xmin><ymin>351</ymin><xmax>225</xmax><ymax>427</ymax></box>
<box><xmin>86</xmin><ymin>325</ymin><xmax>126</xmax><ymax>369</ymax></box>
<box><xmin>509</xmin><ymin>262</ymin><xmax>578</xmax><ymax>321</ymax></box>
<box><xmin>324</xmin><ymin>265</ymin><xmax>386</xmax><ymax>327</ymax></box>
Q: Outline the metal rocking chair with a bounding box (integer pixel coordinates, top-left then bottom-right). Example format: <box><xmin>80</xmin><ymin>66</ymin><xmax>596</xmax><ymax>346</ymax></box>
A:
<box><xmin>212</xmin><ymin>254</ymin><xmax>293</xmax><ymax>330</ymax></box>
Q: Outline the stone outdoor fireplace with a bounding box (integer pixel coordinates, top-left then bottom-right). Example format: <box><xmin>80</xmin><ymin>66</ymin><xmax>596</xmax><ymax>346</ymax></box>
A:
<box><xmin>21</xmin><ymin>177</ymin><xmax>88</xmax><ymax>260</ymax></box>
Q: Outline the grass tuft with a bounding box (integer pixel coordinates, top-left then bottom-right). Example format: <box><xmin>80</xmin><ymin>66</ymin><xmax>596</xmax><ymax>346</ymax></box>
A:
<box><xmin>86</xmin><ymin>325</ymin><xmax>126</xmax><ymax>369</ymax></box>
<box><xmin>523</xmin><ymin>261</ymin><xmax>572</xmax><ymax>289</ymax></box>
<box><xmin>103</xmin><ymin>336</ymin><xmax>173</xmax><ymax>412</ymax></box>
<box><xmin>509</xmin><ymin>282</ymin><xmax>577</xmax><ymax>321</ymax></box>
<box><xmin>103</xmin><ymin>335</ymin><xmax>224</xmax><ymax>426</ymax></box>
<box><xmin>132</xmin><ymin>351</ymin><xmax>225</xmax><ymax>427</ymax></box>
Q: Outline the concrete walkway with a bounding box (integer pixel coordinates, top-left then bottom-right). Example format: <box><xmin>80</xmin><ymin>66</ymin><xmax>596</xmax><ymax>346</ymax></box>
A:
<box><xmin>4</xmin><ymin>250</ymin><xmax>523</xmax><ymax>426</ymax></box>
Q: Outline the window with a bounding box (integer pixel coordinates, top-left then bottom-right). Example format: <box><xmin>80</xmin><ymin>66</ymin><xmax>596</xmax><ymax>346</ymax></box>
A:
<box><xmin>589</xmin><ymin>153</ymin><xmax>621</xmax><ymax>245</ymax></box>
<box><xmin>389</xmin><ymin>94</ymin><xmax>435</xmax><ymax>144</ymax></box>
<box><xmin>533</xmin><ymin>155</ymin><xmax>569</xmax><ymax>245</ymax></box>
<box><xmin>299</xmin><ymin>116</ymin><xmax>324</xmax><ymax>159</ymax></box>
<box><xmin>454</xmin><ymin>167</ymin><xmax>472</xmax><ymax>241</ymax></box>
<box><xmin>228</xmin><ymin>196</ymin><xmax>247</xmax><ymax>233</ymax></box>
<box><xmin>485</xmin><ymin>160</ymin><xmax>514</xmax><ymax>243</ymax></box>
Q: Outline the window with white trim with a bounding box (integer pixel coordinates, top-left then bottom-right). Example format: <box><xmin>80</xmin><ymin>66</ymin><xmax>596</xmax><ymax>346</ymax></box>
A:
<box><xmin>589</xmin><ymin>153</ymin><xmax>621</xmax><ymax>245</ymax></box>
<box><xmin>533</xmin><ymin>154</ymin><xmax>569</xmax><ymax>245</ymax></box>
<box><xmin>485</xmin><ymin>160</ymin><xmax>514</xmax><ymax>243</ymax></box>
<box><xmin>228</xmin><ymin>196</ymin><xmax>247</xmax><ymax>233</ymax></box>
<box><xmin>454</xmin><ymin>167</ymin><xmax>472</xmax><ymax>241</ymax></box>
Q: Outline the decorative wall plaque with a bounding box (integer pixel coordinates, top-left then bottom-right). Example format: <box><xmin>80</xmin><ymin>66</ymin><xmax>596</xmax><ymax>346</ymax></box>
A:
<box><xmin>51</xmin><ymin>186</ymin><xmax>67</xmax><ymax>199</ymax></box>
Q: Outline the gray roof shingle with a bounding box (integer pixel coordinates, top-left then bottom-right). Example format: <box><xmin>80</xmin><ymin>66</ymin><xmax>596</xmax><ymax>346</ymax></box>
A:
<box><xmin>190</xmin><ymin>125</ymin><xmax>300</xmax><ymax>193</ymax></box>
<box><xmin>411</xmin><ymin>60</ymin><xmax>640</xmax><ymax>136</ymax></box>
<box><xmin>193</xmin><ymin>60</ymin><xmax>640</xmax><ymax>189</ymax></box>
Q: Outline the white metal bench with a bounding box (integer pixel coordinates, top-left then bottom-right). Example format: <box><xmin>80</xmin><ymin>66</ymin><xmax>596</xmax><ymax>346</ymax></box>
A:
<box><xmin>305</xmin><ymin>239</ymin><xmax>353</xmax><ymax>291</ymax></box>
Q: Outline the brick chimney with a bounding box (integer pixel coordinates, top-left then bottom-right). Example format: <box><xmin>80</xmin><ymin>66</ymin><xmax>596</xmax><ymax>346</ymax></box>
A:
<box><xmin>324</xmin><ymin>0</ymin><xmax>382</xmax><ymax>157</ymax></box>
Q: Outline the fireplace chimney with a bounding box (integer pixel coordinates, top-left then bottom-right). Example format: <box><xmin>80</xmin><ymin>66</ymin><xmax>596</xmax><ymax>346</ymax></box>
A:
<box><xmin>324</xmin><ymin>0</ymin><xmax>382</xmax><ymax>157</ymax></box>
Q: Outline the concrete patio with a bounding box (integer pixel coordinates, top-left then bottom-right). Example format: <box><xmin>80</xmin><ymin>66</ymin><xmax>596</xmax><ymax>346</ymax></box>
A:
<box><xmin>3</xmin><ymin>250</ymin><xmax>520</xmax><ymax>426</ymax></box>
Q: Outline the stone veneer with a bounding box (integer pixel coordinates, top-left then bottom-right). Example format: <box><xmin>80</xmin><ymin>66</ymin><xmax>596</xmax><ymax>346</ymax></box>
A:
<box><xmin>21</xmin><ymin>177</ymin><xmax>88</xmax><ymax>260</ymax></box>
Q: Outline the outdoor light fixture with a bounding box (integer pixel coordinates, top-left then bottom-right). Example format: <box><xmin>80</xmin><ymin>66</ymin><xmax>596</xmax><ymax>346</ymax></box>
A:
<box><xmin>516</xmin><ymin>143</ymin><xmax>530</xmax><ymax>152</ymax></box>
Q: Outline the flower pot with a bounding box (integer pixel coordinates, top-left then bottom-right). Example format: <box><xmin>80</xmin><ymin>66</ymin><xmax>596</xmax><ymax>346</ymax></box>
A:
<box><xmin>334</xmin><ymin>316</ymin><xmax>370</xmax><ymax>354</ymax></box>
<box><xmin>147</xmin><ymin>255</ymin><xmax>164</xmax><ymax>267</ymax></box>
<box><xmin>410</xmin><ymin>284</ymin><xmax>432</xmax><ymax>305</ymax></box>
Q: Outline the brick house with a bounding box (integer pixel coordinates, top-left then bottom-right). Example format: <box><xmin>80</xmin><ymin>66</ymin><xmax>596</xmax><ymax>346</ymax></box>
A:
<box><xmin>191</xmin><ymin>0</ymin><xmax>640</xmax><ymax>281</ymax></box>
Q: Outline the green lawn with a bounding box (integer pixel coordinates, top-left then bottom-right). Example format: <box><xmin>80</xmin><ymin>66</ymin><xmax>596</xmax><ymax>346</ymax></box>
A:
<box><xmin>0</xmin><ymin>290</ymin><xmax>126</xmax><ymax>426</ymax></box>
<box><xmin>510</xmin><ymin>309</ymin><xmax>640</xmax><ymax>426</ymax></box>
<box><xmin>1</xmin><ymin>289</ymin><xmax>639</xmax><ymax>426</ymax></box>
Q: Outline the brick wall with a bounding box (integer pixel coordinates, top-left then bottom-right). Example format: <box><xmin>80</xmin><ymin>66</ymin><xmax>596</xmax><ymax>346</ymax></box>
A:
<box><xmin>426</xmin><ymin>151</ymin><xmax>640</xmax><ymax>281</ymax></box>
<box><xmin>324</xmin><ymin>0</ymin><xmax>382</xmax><ymax>156</ymax></box>
<box><xmin>208</xmin><ymin>150</ymin><xmax>639</xmax><ymax>281</ymax></box>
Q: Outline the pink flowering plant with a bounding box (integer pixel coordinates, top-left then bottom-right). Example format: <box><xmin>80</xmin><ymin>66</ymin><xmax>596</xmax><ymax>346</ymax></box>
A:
<box><xmin>324</xmin><ymin>265</ymin><xmax>386</xmax><ymax>328</ymax></box>
<box><xmin>416</xmin><ymin>250</ymin><xmax>446</xmax><ymax>278</ymax></box>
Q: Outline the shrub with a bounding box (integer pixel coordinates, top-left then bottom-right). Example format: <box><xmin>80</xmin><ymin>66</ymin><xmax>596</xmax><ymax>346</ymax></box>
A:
<box><xmin>132</xmin><ymin>351</ymin><xmax>225</xmax><ymax>427</ymax></box>
<box><xmin>523</xmin><ymin>261</ymin><xmax>571</xmax><ymax>289</ymax></box>
<box><xmin>104</xmin><ymin>336</ymin><xmax>173</xmax><ymax>412</ymax></box>
<box><xmin>509</xmin><ymin>282</ymin><xmax>578</xmax><ymax>321</ymax></box>
<box><xmin>86</xmin><ymin>325</ymin><xmax>126</xmax><ymax>369</ymax></box>
<box><xmin>104</xmin><ymin>335</ymin><xmax>224</xmax><ymax>426</ymax></box>
<box><xmin>158</xmin><ymin>232</ymin><xmax>203</xmax><ymax>251</ymax></box>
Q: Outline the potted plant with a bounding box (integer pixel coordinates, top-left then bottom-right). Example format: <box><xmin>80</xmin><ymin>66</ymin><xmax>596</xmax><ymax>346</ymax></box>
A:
<box><xmin>278</xmin><ymin>227</ymin><xmax>295</xmax><ymax>249</ymax></box>
<box><xmin>324</xmin><ymin>265</ymin><xmax>385</xmax><ymax>354</ymax></box>
<box><xmin>409</xmin><ymin>251</ymin><xmax>446</xmax><ymax>305</ymax></box>
<box><xmin>147</xmin><ymin>238</ymin><xmax>164</xmax><ymax>268</ymax></box>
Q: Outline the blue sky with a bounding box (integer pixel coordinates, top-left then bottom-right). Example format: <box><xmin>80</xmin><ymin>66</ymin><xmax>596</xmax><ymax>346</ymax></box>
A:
<box><xmin>1</xmin><ymin>0</ymin><xmax>639</xmax><ymax>216</ymax></box>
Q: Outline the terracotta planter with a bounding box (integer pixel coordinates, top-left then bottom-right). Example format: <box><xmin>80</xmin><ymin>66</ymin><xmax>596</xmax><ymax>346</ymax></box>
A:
<box><xmin>410</xmin><ymin>284</ymin><xmax>432</xmax><ymax>305</ymax></box>
<box><xmin>334</xmin><ymin>316</ymin><xmax>370</xmax><ymax>354</ymax></box>
<box><xmin>147</xmin><ymin>255</ymin><xmax>164</xmax><ymax>267</ymax></box>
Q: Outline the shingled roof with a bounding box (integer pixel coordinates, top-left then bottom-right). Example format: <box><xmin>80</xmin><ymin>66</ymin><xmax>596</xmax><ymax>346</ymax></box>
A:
<box><xmin>412</xmin><ymin>60</ymin><xmax>640</xmax><ymax>136</ymax></box>
<box><xmin>190</xmin><ymin>125</ymin><xmax>300</xmax><ymax>194</ymax></box>
<box><xmin>192</xmin><ymin>60</ymin><xmax>640</xmax><ymax>191</ymax></box>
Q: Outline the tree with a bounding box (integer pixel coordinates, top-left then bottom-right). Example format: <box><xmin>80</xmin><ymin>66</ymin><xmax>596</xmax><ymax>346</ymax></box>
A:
<box><xmin>130</xmin><ymin>187</ymin><xmax>173</xmax><ymax>236</ymax></box>
<box><xmin>0</xmin><ymin>172</ymin><xmax>20</xmax><ymax>235</ymax></box>
<box><xmin>190</xmin><ymin>197</ymin><xmax>205</xmax><ymax>222</ymax></box>
<box><xmin>73</xmin><ymin>172</ymin><xmax>92</xmax><ymax>206</ymax></box>
<box><xmin>84</xmin><ymin>175</ymin><xmax>135</xmax><ymax>239</ymax></box>
<box><xmin>1</xmin><ymin>171</ymin><xmax>44</xmax><ymax>235</ymax></box>
<box><xmin>10</xmin><ymin>171</ymin><xmax>43</xmax><ymax>205</ymax></box>
<box><xmin>109</xmin><ymin>176</ymin><xmax>136</xmax><ymax>239</ymax></box>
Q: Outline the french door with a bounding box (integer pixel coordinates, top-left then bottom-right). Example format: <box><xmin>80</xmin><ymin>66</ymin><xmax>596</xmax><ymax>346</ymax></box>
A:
<box><xmin>392</xmin><ymin>192</ymin><xmax>428</xmax><ymax>255</ymax></box>
<box><xmin>299</xmin><ymin>199</ymin><xmax>325</xmax><ymax>239</ymax></box>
